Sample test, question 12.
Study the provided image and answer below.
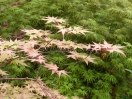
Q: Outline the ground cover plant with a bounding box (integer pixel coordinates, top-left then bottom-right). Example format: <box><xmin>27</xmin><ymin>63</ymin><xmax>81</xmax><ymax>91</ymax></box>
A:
<box><xmin>0</xmin><ymin>0</ymin><xmax>132</xmax><ymax>99</ymax></box>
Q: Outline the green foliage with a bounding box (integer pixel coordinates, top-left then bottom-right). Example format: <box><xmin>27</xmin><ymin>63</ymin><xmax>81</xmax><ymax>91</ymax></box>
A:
<box><xmin>0</xmin><ymin>0</ymin><xmax>132</xmax><ymax>99</ymax></box>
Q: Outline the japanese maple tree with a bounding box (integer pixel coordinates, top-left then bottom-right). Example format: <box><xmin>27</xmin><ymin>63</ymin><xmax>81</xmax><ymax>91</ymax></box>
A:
<box><xmin>0</xmin><ymin>16</ymin><xmax>126</xmax><ymax>99</ymax></box>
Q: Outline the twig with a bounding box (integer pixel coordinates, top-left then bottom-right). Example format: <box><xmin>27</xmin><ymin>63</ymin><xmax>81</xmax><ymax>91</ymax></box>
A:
<box><xmin>36</xmin><ymin>79</ymin><xmax>56</xmax><ymax>99</ymax></box>
<box><xmin>0</xmin><ymin>77</ymin><xmax>34</xmax><ymax>80</ymax></box>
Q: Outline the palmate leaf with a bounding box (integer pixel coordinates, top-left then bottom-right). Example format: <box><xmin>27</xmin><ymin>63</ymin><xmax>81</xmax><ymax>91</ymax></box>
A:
<box><xmin>21</xmin><ymin>29</ymin><xmax>51</xmax><ymax>40</ymax></box>
<box><xmin>0</xmin><ymin>50</ymin><xmax>16</xmax><ymax>62</ymax></box>
<box><xmin>29</xmin><ymin>56</ymin><xmax>46</xmax><ymax>64</ymax></box>
<box><xmin>57</xmin><ymin>27</ymin><xmax>68</xmax><ymax>41</ymax></box>
<box><xmin>3</xmin><ymin>39</ymin><xmax>20</xmax><ymax>48</ymax></box>
<box><xmin>0</xmin><ymin>69</ymin><xmax>8</xmax><ymax>75</ymax></box>
<box><xmin>44</xmin><ymin>63</ymin><xmax>68</xmax><ymax>77</ymax></box>
<box><xmin>0</xmin><ymin>53</ymin><xmax>11</xmax><ymax>62</ymax></box>
<box><xmin>91</xmin><ymin>40</ymin><xmax>125</xmax><ymax>56</ymax></box>
<box><xmin>49</xmin><ymin>39</ymin><xmax>91</xmax><ymax>51</ymax></box>
<box><xmin>18</xmin><ymin>40</ymin><xmax>41</xmax><ymax>58</ymax></box>
<box><xmin>56</xmin><ymin>26</ymin><xmax>90</xmax><ymax>40</ymax></box>
<box><xmin>41</xmin><ymin>16</ymin><xmax>66</xmax><ymax>24</ymax></box>
<box><xmin>67</xmin><ymin>51</ymin><xmax>95</xmax><ymax>65</ymax></box>
<box><xmin>68</xmin><ymin>26</ymin><xmax>90</xmax><ymax>35</ymax></box>
<box><xmin>42</xmin><ymin>16</ymin><xmax>90</xmax><ymax>41</ymax></box>
<box><xmin>0</xmin><ymin>83</ymin><xmax>41</xmax><ymax>99</ymax></box>
<box><xmin>10</xmin><ymin>59</ymin><xmax>28</xmax><ymax>67</ymax></box>
<box><xmin>57</xmin><ymin>70</ymin><xmax>68</xmax><ymax>78</ymax></box>
<box><xmin>26</xmin><ymin>49</ymin><xmax>40</xmax><ymax>58</ymax></box>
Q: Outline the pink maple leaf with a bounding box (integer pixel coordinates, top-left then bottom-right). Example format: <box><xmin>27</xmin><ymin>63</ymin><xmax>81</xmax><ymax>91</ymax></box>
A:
<box><xmin>109</xmin><ymin>45</ymin><xmax>125</xmax><ymax>56</ymax></box>
<box><xmin>44</xmin><ymin>63</ymin><xmax>58</xmax><ymax>71</ymax></box>
<box><xmin>67</xmin><ymin>51</ymin><xmax>79</xmax><ymax>60</ymax></box>
<box><xmin>56</xmin><ymin>70</ymin><xmax>68</xmax><ymax>78</ymax></box>
<box><xmin>1</xmin><ymin>49</ymin><xmax>14</xmax><ymax>55</ymax></box>
<box><xmin>91</xmin><ymin>40</ymin><xmax>125</xmax><ymax>56</ymax></box>
<box><xmin>100</xmin><ymin>40</ymin><xmax>113</xmax><ymax>50</ymax></box>
<box><xmin>44</xmin><ymin>63</ymin><xmax>68</xmax><ymax>77</ymax></box>
<box><xmin>27</xmin><ymin>49</ymin><xmax>40</xmax><ymax>58</ymax></box>
<box><xmin>91</xmin><ymin>42</ymin><xmax>102</xmax><ymax>52</ymax></box>
<box><xmin>57</xmin><ymin>28</ymin><xmax>68</xmax><ymax>41</ymax></box>
<box><xmin>29</xmin><ymin>56</ymin><xmax>46</xmax><ymax>64</ymax></box>
<box><xmin>83</xmin><ymin>56</ymin><xmax>95</xmax><ymax>65</ymax></box>
<box><xmin>67</xmin><ymin>51</ymin><xmax>95</xmax><ymax>65</ymax></box>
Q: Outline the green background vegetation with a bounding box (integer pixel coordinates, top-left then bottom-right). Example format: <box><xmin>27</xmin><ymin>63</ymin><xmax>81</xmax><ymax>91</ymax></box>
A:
<box><xmin>0</xmin><ymin>0</ymin><xmax>132</xmax><ymax>99</ymax></box>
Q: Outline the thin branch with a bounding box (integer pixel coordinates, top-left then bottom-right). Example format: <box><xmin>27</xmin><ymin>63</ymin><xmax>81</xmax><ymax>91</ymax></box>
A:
<box><xmin>36</xmin><ymin>79</ymin><xmax>56</xmax><ymax>99</ymax></box>
<box><xmin>0</xmin><ymin>77</ymin><xmax>34</xmax><ymax>80</ymax></box>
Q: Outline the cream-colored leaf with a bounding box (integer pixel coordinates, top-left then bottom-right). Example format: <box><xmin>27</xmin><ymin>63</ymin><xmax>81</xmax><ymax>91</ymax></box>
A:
<box><xmin>0</xmin><ymin>69</ymin><xmax>8</xmax><ymax>75</ymax></box>
<box><xmin>10</xmin><ymin>59</ymin><xmax>28</xmax><ymax>66</ymax></box>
